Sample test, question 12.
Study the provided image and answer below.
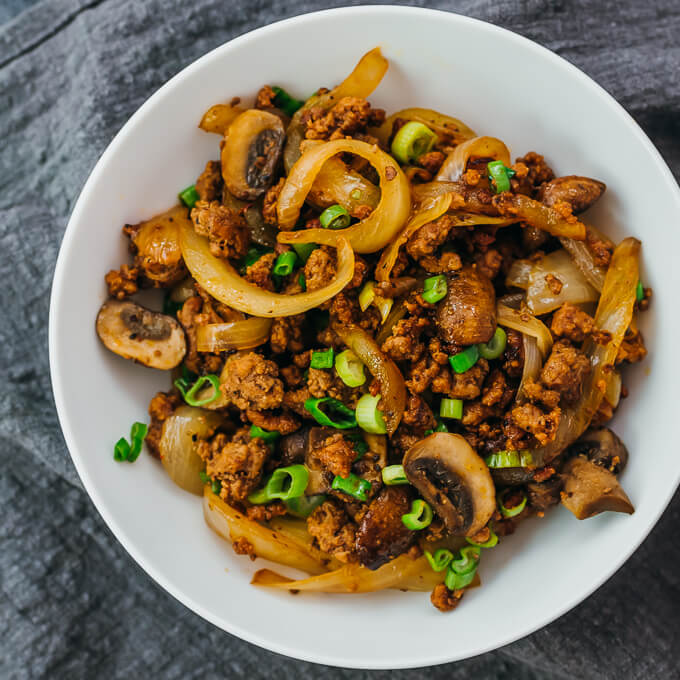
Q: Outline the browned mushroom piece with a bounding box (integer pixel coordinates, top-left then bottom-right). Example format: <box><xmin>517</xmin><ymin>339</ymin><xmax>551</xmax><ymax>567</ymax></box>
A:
<box><xmin>436</xmin><ymin>265</ymin><xmax>496</xmax><ymax>346</ymax></box>
<box><xmin>490</xmin><ymin>467</ymin><xmax>534</xmax><ymax>487</ymax></box>
<box><xmin>221</xmin><ymin>109</ymin><xmax>285</xmax><ymax>200</ymax></box>
<box><xmin>526</xmin><ymin>476</ymin><xmax>563</xmax><ymax>511</ymax></box>
<box><xmin>403</xmin><ymin>433</ymin><xmax>496</xmax><ymax>536</ymax></box>
<box><xmin>355</xmin><ymin>486</ymin><xmax>416</xmax><ymax>570</ymax></box>
<box><xmin>537</xmin><ymin>175</ymin><xmax>606</xmax><ymax>214</ymax></box>
<box><xmin>560</xmin><ymin>456</ymin><xmax>634</xmax><ymax>519</ymax></box>
<box><xmin>566</xmin><ymin>427</ymin><xmax>629</xmax><ymax>475</ymax></box>
<box><xmin>279</xmin><ymin>427</ymin><xmax>336</xmax><ymax>494</ymax></box>
<box><xmin>96</xmin><ymin>300</ymin><xmax>186</xmax><ymax>370</ymax></box>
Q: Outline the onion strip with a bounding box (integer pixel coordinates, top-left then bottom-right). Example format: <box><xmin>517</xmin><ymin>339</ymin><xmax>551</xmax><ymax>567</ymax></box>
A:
<box><xmin>497</xmin><ymin>303</ymin><xmax>553</xmax><ymax>357</ymax></box>
<box><xmin>179</xmin><ymin>219</ymin><xmax>354</xmax><ymax>317</ymax></box>
<box><xmin>559</xmin><ymin>236</ymin><xmax>607</xmax><ymax>291</ymax></box>
<box><xmin>436</xmin><ymin>136</ymin><xmax>511</xmax><ymax>182</ymax></box>
<box><xmin>517</xmin><ymin>335</ymin><xmax>542</xmax><ymax>402</ymax></box>
<box><xmin>198</xmin><ymin>103</ymin><xmax>244</xmax><ymax>135</ymax></box>
<box><xmin>196</xmin><ymin>318</ymin><xmax>273</xmax><ymax>352</ymax></box>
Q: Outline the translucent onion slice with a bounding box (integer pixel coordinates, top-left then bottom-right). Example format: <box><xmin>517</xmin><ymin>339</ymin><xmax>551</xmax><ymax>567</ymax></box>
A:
<box><xmin>496</xmin><ymin>303</ymin><xmax>553</xmax><ymax>358</ymax></box>
<box><xmin>196</xmin><ymin>318</ymin><xmax>273</xmax><ymax>352</ymax></box>
<box><xmin>159</xmin><ymin>406</ymin><xmax>223</xmax><ymax>495</ymax></box>
<box><xmin>179</xmin><ymin>219</ymin><xmax>354</xmax><ymax>317</ymax></box>
<box><xmin>531</xmin><ymin>238</ymin><xmax>640</xmax><ymax>465</ymax></box>
<box><xmin>559</xmin><ymin>236</ymin><xmax>607</xmax><ymax>292</ymax></box>
<box><xmin>605</xmin><ymin>370</ymin><xmax>622</xmax><ymax>409</ymax></box>
<box><xmin>268</xmin><ymin>517</ymin><xmax>342</xmax><ymax>571</ymax></box>
<box><xmin>277</xmin><ymin>139</ymin><xmax>411</xmax><ymax>254</ymax></box>
<box><xmin>198</xmin><ymin>103</ymin><xmax>244</xmax><ymax>135</ymax></box>
<box><xmin>436</xmin><ymin>136</ymin><xmax>511</xmax><ymax>182</ymax></box>
<box><xmin>517</xmin><ymin>335</ymin><xmax>541</xmax><ymax>402</ymax></box>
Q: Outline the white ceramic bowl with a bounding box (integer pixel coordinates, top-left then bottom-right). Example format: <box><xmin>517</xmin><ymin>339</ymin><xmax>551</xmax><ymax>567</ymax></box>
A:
<box><xmin>49</xmin><ymin>5</ymin><xmax>680</xmax><ymax>669</ymax></box>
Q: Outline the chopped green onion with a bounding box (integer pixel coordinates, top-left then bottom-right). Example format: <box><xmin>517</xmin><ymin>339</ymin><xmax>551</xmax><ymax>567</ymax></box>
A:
<box><xmin>485</xmin><ymin>450</ymin><xmax>533</xmax><ymax>468</ymax></box>
<box><xmin>449</xmin><ymin>546</ymin><xmax>480</xmax><ymax>575</ymax></box>
<box><xmin>250</xmin><ymin>425</ymin><xmax>280</xmax><ymax>448</ymax></box>
<box><xmin>113</xmin><ymin>437</ymin><xmax>130</xmax><ymax>462</ymax></box>
<box><xmin>477</xmin><ymin>327</ymin><xmax>507</xmax><ymax>360</ymax></box>
<box><xmin>350</xmin><ymin>189</ymin><xmax>362</xmax><ymax>200</ymax></box>
<box><xmin>444</xmin><ymin>566</ymin><xmax>477</xmax><ymax>590</ymax></box>
<box><xmin>425</xmin><ymin>420</ymin><xmax>449</xmax><ymax>436</ymax></box>
<box><xmin>127</xmin><ymin>422</ymin><xmax>148</xmax><ymax>462</ymax></box>
<box><xmin>374</xmin><ymin>295</ymin><xmax>393</xmax><ymax>323</ymax></box>
<box><xmin>466</xmin><ymin>527</ymin><xmax>498</xmax><ymax>549</ymax></box>
<box><xmin>487</xmin><ymin>160</ymin><xmax>516</xmax><ymax>193</ymax></box>
<box><xmin>498</xmin><ymin>489</ymin><xmax>528</xmax><ymax>518</ymax></box>
<box><xmin>174</xmin><ymin>374</ymin><xmax>221</xmax><ymax>407</ymax></box>
<box><xmin>334</xmin><ymin>349</ymin><xmax>366</xmax><ymax>387</ymax></box>
<box><xmin>401</xmin><ymin>499</ymin><xmax>433</xmax><ymax>530</ymax></box>
<box><xmin>285</xmin><ymin>494</ymin><xmax>327</xmax><ymax>518</ymax></box>
<box><xmin>199</xmin><ymin>470</ymin><xmax>211</xmax><ymax>484</ymax></box>
<box><xmin>355</xmin><ymin>393</ymin><xmax>387</xmax><ymax>434</ymax></box>
<box><xmin>358</xmin><ymin>281</ymin><xmax>376</xmax><ymax>311</ymax></box>
<box><xmin>240</xmin><ymin>245</ymin><xmax>272</xmax><ymax>273</ymax></box>
<box><xmin>381</xmin><ymin>464</ymin><xmax>409</xmax><ymax>486</ymax></box>
<box><xmin>304</xmin><ymin>397</ymin><xmax>357</xmax><ymax>429</ymax></box>
<box><xmin>391</xmin><ymin>121</ymin><xmax>438</xmax><ymax>164</ymax></box>
<box><xmin>248</xmin><ymin>464</ymin><xmax>310</xmax><ymax>504</ymax></box>
<box><xmin>425</xmin><ymin>549</ymin><xmax>454</xmax><ymax>572</ymax></box>
<box><xmin>636</xmin><ymin>280</ymin><xmax>644</xmax><ymax>302</ymax></box>
<box><xmin>439</xmin><ymin>398</ymin><xmax>463</xmax><ymax>420</ymax></box>
<box><xmin>211</xmin><ymin>478</ymin><xmax>222</xmax><ymax>495</ymax></box>
<box><xmin>162</xmin><ymin>293</ymin><xmax>183</xmax><ymax>317</ymax></box>
<box><xmin>331</xmin><ymin>473</ymin><xmax>371</xmax><ymax>502</ymax></box>
<box><xmin>298</xmin><ymin>273</ymin><xmax>306</xmax><ymax>291</ymax></box>
<box><xmin>449</xmin><ymin>345</ymin><xmax>480</xmax><ymax>374</ymax></box>
<box><xmin>344</xmin><ymin>431</ymin><xmax>369</xmax><ymax>458</ymax></box>
<box><xmin>271</xmin><ymin>86</ymin><xmax>305</xmax><ymax>116</ymax></box>
<box><xmin>272</xmin><ymin>251</ymin><xmax>298</xmax><ymax>277</ymax></box>
<box><xmin>178</xmin><ymin>184</ymin><xmax>200</xmax><ymax>208</ymax></box>
<box><xmin>422</xmin><ymin>275</ymin><xmax>447</xmax><ymax>304</ymax></box>
<box><xmin>292</xmin><ymin>242</ymin><xmax>317</xmax><ymax>263</ymax></box>
<box><xmin>319</xmin><ymin>204</ymin><xmax>351</xmax><ymax>230</ymax></box>
<box><xmin>311</xmin><ymin>348</ymin><xmax>335</xmax><ymax>369</ymax></box>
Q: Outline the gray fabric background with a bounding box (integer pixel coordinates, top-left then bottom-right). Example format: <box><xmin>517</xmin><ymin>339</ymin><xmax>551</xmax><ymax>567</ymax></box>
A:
<box><xmin>1</xmin><ymin>1</ymin><xmax>679</xmax><ymax>678</ymax></box>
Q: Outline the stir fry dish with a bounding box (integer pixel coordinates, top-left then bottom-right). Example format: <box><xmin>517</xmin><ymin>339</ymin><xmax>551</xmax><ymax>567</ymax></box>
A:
<box><xmin>97</xmin><ymin>49</ymin><xmax>650</xmax><ymax>612</ymax></box>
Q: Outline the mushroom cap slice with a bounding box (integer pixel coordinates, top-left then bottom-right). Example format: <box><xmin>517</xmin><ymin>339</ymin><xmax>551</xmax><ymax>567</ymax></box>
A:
<box><xmin>96</xmin><ymin>300</ymin><xmax>186</xmax><ymax>370</ymax></box>
<box><xmin>403</xmin><ymin>433</ymin><xmax>496</xmax><ymax>536</ymax></box>
<box><xmin>560</xmin><ymin>456</ymin><xmax>634</xmax><ymax>519</ymax></box>
<box><xmin>538</xmin><ymin>175</ymin><xmax>606</xmax><ymax>214</ymax></box>
<box><xmin>567</xmin><ymin>427</ymin><xmax>629</xmax><ymax>475</ymax></box>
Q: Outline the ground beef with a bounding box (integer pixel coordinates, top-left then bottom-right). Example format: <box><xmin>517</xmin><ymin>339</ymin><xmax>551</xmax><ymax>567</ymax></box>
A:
<box><xmin>245</xmin><ymin>252</ymin><xmax>277</xmax><ymax>290</ymax></box>
<box><xmin>586</xmin><ymin>227</ymin><xmax>613</xmax><ymax>268</ymax></box>
<box><xmin>405</xmin><ymin>355</ymin><xmax>441</xmax><ymax>394</ymax></box>
<box><xmin>254</xmin><ymin>84</ymin><xmax>277</xmax><ymax>109</ymax></box>
<box><xmin>511</xmin><ymin>403</ymin><xmax>561</xmax><ymax>445</ymax></box>
<box><xmin>461</xmin><ymin>400</ymin><xmax>495</xmax><ymax>427</ymax></box>
<box><xmin>303</xmin><ymin>96</ymin><xmax>385</xmax><ymax>141</ymax></box>
<box><xmin>191</xmin><ymin>200</ymin><xmax>250</xmax><ymax>260</ymax></box>
<box><xmin>245</xmin><ymin>408</ymin><xmax>300</xmax><ymax>435</ymax></box>
<box><xmin>417</xmin><ymin>151</ymin><xmax>446</xmax><ymax>175</ymax></box>
<box><xmin>307</xmin><ymin>500</ymin><xmax>357</xmax><ymax>562</ymax></box>
<box><xmin>381</xmin><ymin>317</ymin><xmax>429</xmax><ymax>362</ymax></box>
<box><xmin>550</xmin><ymin>303</ymin><xmax>594</xmax><ymax>343</ymax></box>
<box><xmin>616</xmin><ymin>330</ymin><xmax>647</xmax><ymax>364</ymax></box>
<box><xmin>262</xmin><ymin>177</ymin><xmax>284</xmax><ymax>226</ymax></box>
<box><xmin>402</xmin><ymin>394</ymin><xmax>437</xmax><ymax>432</ymax></box>
<box><xmin>348</xmin><ymin>255</ymin><xmax>369</xmax><ymax>289</ymax></box>
<box><xmin>315</xmin><ymin>433</ymin><xmax>356</xmax><ymax>478</ymax></box>
<box><xmin>304</xmin><ymin>246</ymin><xmax>336</xmax><ymax>292</ymax></box>
<box><xmin>540</xmin><ymin>341</ymin><xmax>591</xmax><ymax>404</ymax></box>
<box><xmin>105</xmin><ymin>265</ymin><xmax>139</xmax><ymax>300</ymax></box>
<box><xmin>232</xmin><ymin>536</ymin><xmax>256</xmax><ymax>561</ymax></box>
<box><xmin>406</xmin><ymin>213</ymin><xmax>461</xmax><ymax>259</ymax></box>
<box><xmin>270</xmin><ymin>315</ymin><xmax>305</xmax><ymax>354</ymax></box>
<box><xmin>280</xmin><ymin>364</ymin><xmax>305</xmax><ymax>388</ymax></box>
<box><xmin>434</xmin><ymin>359</ymin><xmax>490</xmax><ymax>400</ymax></box>
<box><xmin>306</xmin><ymin>367</ymin><xmax>359</xmax><ymax>407</ymax></box>
<box><xmin>502</xmin><ymin>328</ymin><xmax>524</xmax><ymax>378</ymax></box>
<box><xmin>521</xmin><ymin>378</ymin><xmax>561</xmax><ymax>408</ymax></box>
<box><xmin>176</xmin><ymin>296</ymin><xmax>224</xmax><ymax>375</ymax></box>
<box><xmin>197</xmin><ymin>428</ymin><xmax>270</xmax><ymax>502</ymax></box>
<box><xmin>431</xmin><ymin>584</ymin><xmax>465</xmax><ymax>612</ymax></box>
<box><xmin>512</xmin><ymin>151</ymin><xmax>554</xmax><ymax>196</ymax></box>
<box><xmin>222</xmin><ymin>352</ymin><xmax>284</xmax><ymax>411</ymax></box>
<box><xmin>146</xmin><ymin>391</ymin><xmax>181</xmax><ymax>457</ymax></box>
<box><xmin>390</xmin><ymin>425</ymin><xmax>422</xmax><ymax>457</ymax></box>
<box><xmin>195</xmin><ymin>160</ymin><xmax>223</xmax><ymax>202</ymax></box>
<box><xmin>474</xmin><ymin>248</ymin><xmax>503</xmax><ymax>280</ymax></box>
<box><xmin>245</xmin><ymin>502</ymin><xmax>287</xmax><ymax>522</ymax></box>
<box><xmin>481</xmin><ymin>369</ymin><xmax>514</xmax><ymax>408</ymax></box>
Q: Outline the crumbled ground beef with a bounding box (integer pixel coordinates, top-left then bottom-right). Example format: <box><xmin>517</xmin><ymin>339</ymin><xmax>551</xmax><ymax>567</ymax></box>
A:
<box><xmin>222</xmin><ymin>352</ymin><xmax>284</xmax><ymax>411</ymax></box>
<box><xmin>550</xmin><ymin>303</ymin><xmax>594</xmax><ymax>343</ymax></box>
<box><xmin>245</xmin><ymin>502</ymin><xmax>287</xmax><ymax>522</ymax></box>
<box><xmin>434</xmin><ymin>359</ymin><xmax>490</xmax><ymax>401</ymax></box>
<box><xmin>307</xmin><ymin>500</ymin><xmax>357</xmax><ymax>562</ymax></box>
<box><xmin>511</xmin><ymin>403</ymin><xmax>561</xmax><ymax>445</ymax></box>
<box><xmin>232</xmin><ymin>536</ymin><xmax>256</xmax><ymax>561</ymax></box>
<box><xmin>540</xmin><ymin>341</ymin><xmax>591</xmax><ymax>404</ymax></box>
<box><xmin>245</xmin><ymin>408</ymin><xmax>300</xmax><ymax>435</ymax></box>
<box><xmin>303</xmin><ymin>96</ymin><xmax>385</xmax><ymax>140</ymax></box>
<box><xmin>521</xmin><ymin>378</ymin><xmax>561</xmax><ymax>409</ymax></box>
<box><xmin>245</xmin><ymin>252</ymin><xmax>277</xmax><ymax>291</ymax></box>
<box><xmin>195</xmin><ymin>160</ymin><xmax>223</xmax><ymax>202</ymax></box>
<box><xmin>402</xmin><ymin>394</ymin><xmax>437</xmax><ymax>432</ymax></box>
<box><xmin>254</xmin><ymin>84</ymin><xmax>277</xmax><ymax>109</ymax></box>
<box><xmin>191</xmin><ymin>200</ymin><xmax>250</xmax><ymax>260</ymax></box>
<box><xmin>304</xmin><ymin>246</ymin><xmax>336</xmax><ymax>292</ymax></box>
<box><xmin>502</xmin><ymin>328</ymin><xmax>524</xmax><ymax>378</ymax></box>
<box><xmin>270</xmin><ymin>315</ymin><xmax>305</xmax><ymax>354</ymax></box>
<box><xmin>262</xmin><ymin>177</ymin><xmax>284</xmax><ymax>226</ymax></box>
<box><xmin>105</xmin><ymin>265</ymin><xmax>139</xmax><ymax>300</ymax></box>
<box><xmin>146</xmin><ymin>391</ymin><xmax>181</xmax><ymax>457</ymax></box>
<box><xmin>381</xmin><ymin>317</ymin><xmax>429</xmax><ymax>362</ymax></box>
<box><xmin>176</xmin><ymin>296</ymin><xmax>224</xmax><ymax>375</ymax></box>
<box><xmin>616</xmin><ymin>330</ymin><xmax>647</xmax><ymax>364</ymax></box>
<box><xmin>431</xmin><ymin>584</ymin><xmax>465</xmax><ymax>612</ymax></box>
<box><xmin>481</xmin><ymin>369</ymin><xmax>514</xmax><ymax>408</ymax></box>
<box><xmin>512</xmin><ymin>151</ymin><xmax>554</xmax><ymax>196</ymax></box>
<box><xmin>315</xmin><ymin>433</ymin><xmax>356</xmax><ymax>478</ymax></box>
<box><xmin>406</xmin><ymin>214</ymin><xmax>462</xmax><ymax>259</ymax></box>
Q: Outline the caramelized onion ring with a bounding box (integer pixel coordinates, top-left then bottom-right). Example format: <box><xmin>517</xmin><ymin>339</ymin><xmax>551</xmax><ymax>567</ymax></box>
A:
<box><xmin>196</xmin><ymin>318</ymin><xmax>273</xmax><ymax>352</ymax></box>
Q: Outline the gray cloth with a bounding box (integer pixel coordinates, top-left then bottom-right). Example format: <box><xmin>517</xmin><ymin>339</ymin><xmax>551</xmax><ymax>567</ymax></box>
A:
<box><xmin>1</xmin><ymin>0</ymin><xmax>678</xmax><ymax>677</ymax></box>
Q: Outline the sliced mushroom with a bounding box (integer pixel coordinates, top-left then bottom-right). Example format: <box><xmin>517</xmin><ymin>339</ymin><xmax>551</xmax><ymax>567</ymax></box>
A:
<box><xmin>538</xmin><ymin>175</ymin><xmax>606</xmax><ymax>214</ymax></box>
<box><xmin>221</xmin><ymin>109</ymin><xmax>284</xmax><ymax>200</ymax></box>
<box><xmin>560</xmin><ymin>456</ymin><xmax>634</xmax><ymax>519</ymax></box>
<box><xmin>96</xmin><ymin>300</ymin><xmax>186</xmax><ymax>369</ymax></box>
<box><xmin>279</xmin><ymin>426</ymin><xmax>337</xmax><ymax>494</ymax></box>
<box><xmin>436</xmin><ymin>265</ymin><xmax>496</xmax><ymax>346</ymax></box>
<box><xmin>566</xmin><ymin>427</ymin><xmax>628</xmax><ymax>474</ymax></box>
<box><xmin>355</xmin><ymin>486</ymin><xmax>415</xmax><ymax>570</ymax></box>
<box><xmin>124</xmin><ymin>205</ymin><xmax>188</xmax><ymax>286</ymax></box>
<box><xmin>403</xmin><ymin>433</ymin><xmax>496</xmax><ymax>536</ymax></box>
<box><xmin>490</xmin><ymin>467</ymin><xmax>534</xmax><ymax>487</ymax></box>
<box><xmin>526</xmin><ymin>476</ymin><xmax>563</xmax><ymax>511</ymax></box>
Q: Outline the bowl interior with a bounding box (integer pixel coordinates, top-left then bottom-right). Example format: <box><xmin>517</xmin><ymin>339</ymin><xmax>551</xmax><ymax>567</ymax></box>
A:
<box><xmin>50</xmin><ymin>6</ymin><xmax>680</xmax><ymax>669</ymax></box>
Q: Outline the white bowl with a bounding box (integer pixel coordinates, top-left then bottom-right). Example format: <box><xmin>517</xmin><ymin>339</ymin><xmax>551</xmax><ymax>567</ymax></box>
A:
<box><xmin>49</xmin><ymin>5</ymin><xmax>680</xmax><ymax>669</ymax></box>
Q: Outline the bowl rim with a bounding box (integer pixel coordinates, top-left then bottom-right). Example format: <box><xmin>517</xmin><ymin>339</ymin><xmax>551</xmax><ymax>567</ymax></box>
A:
<box><xmin>49</xmin><ymin>4</ymin><xmax>680</xmax><ymax>669</ymax></box>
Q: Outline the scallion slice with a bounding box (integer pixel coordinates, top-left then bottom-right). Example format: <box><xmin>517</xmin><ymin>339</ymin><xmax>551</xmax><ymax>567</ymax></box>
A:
<box><xmin>304</xmin><ymin>397</ymin><xmax>357</xmax><ymax>429</ymax></box>
<box><xmin>487</xmin><ymin>160</ymin><xmax>516</xmax><ymax>193</ymax></box>
<box><xmin>477</xmin><ymin>327</ymin><xmax>507</xmax><ymax>360</ymax></box>
<box><xmin>310</xmin><ymin>348</ymin><xmax>334</xmax><ymax>369</ymax></box>
<box><xmin>319</xmin><ymin>204</ymin><xmax>351</xmax><ymax>229</ymax></box>
<box><xmin>272</xmin><ymin>251</ymin><xmax>298</xmax><ymax>277</ymax></box>
<box><xmin>425</xmin><ymin>549</ymin><xmax>454</xmax><ymax>572</ymax></box>
<box><xmin>449</xmin><ymin>345</ymin><xmax>479</xmax><ymax>374</ymax></box>
<box><xmin>439</xmin><ymin>398</ymin><xmax>463</xmax><ymax>420</ymax></box>
<box><xmin>334</xmin><ymin>349</ymin><xmax>366</xmax><ymax>387</ymax></box>
<box><xmin>248</xmin><ymin>465</ymin><xmax>309</xmax><ymax>504</ymax></box>
<box><xmin>401</xmin><ymin>499</ymin><xmax>433</xmax><ymax>530</ymax></box>
<box><xmin>381</xmin><ymin>464</ymin><xmax>409</xmax><ymax>486</ymax></box>
<box><xmin>331</xmin><ymin>473</ymin><xmax>371</xmax><ymax>502</ymax></box>
<box><xmin>485</xmin><ymin>450</ymin><xmax>534</xmax><ymax>469</ymax></box>
<box><xmin>178</xmin><ymin>184</ymin><xmax>200</xmax><ymax>208</ymax></box>
<box><xmin>391</xmin><ymin>121</ymin><xmax>438</xmax><ymax>164</ymax></box>
<box><xmin>355</xmin><ymin>393</ymin><xmax>387</xmax><ymax>434</ymax></box>
<box><xmin>422</xmin><ymin>274</ymin><xmax>447</xmax><ymax>304</ymax></box>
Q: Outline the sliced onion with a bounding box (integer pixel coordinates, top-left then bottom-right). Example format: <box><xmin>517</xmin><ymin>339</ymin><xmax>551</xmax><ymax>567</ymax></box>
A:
<box><xmin>268</xmin><ymin>517</ymin><xmax>343</xmax><ymax>571</ymax></box>
<box><xmin>198</xmin><ymin>103</ymin><xmax>244</xmax><ymax>135</ymax></box>
<box><xmin>517</xmin><ymin>335</ymin><xmax>541</xmax><ymax>402</ymax></box>
<box><xmin>605</xmin><ymin>370</ymin><xmax>622</xmax><ymax>408</ymax></box>
<box><xmin>283</xmin><ymin>47</ymin><xmax>388</xmax><ymax>172</ymax></box>
<box><xmin>202</xmin><ymin>489</ymin><xmax>328</xmax><ymax>575</ymax></box>
<box><xmin>497</xmin><ymin>303</ymin><xmax>553</xmax><ymax>358</ymax></box>
<box><xmin>506</xmin><ymin>259</ymin><xmax>533</xmax><ymax>290</ymax></box>
<box><xmin>277</xmin><ymin>139</ymin><xmax>411</xmax><ymax>254</ymax></box>
<box><xmin>436</xmin><ymin>136</ymin><xmax>511</xmax><ymax>182</ymax></box>
<box><xmin>159</xmin><ymin>406</ymin><xmax>223</xmax><ymax>495</ymax></box>
<box><xmin>531</xmin><ymin>238</ymin><xmax>640</xmax><ymax>465</ymax></box>
<box><xmin>370</xmin><ymin>107</ymin><xmax>477</xmax><ymax>147</ymax></box>
<box><xmin>179</xmin><ymin>219</ymin><xmax>354</xmax><ymax>317</ymax></box>
<box><xmin>524</xmin><ymin>249</ymin><xmax>599</xmax><ymax>315</ymax></box>
<box><xmin>559</xmin><ymin>236</ymin><xmax>606</xmax><ymax>292</ymax></box>
<box><xmin>335</xmin><ymin>325</ymin><xmax>407</xmax><ymax>436</ymax></box>
<box><xmin>196</xmin><ymin>318</ymin><xmax>273</xmax><ymax>352</ymax></box>
<box><xmin>375</xmin><ymin>300</ymin><xmax>407</xmax><ymax>345</ymax></box>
